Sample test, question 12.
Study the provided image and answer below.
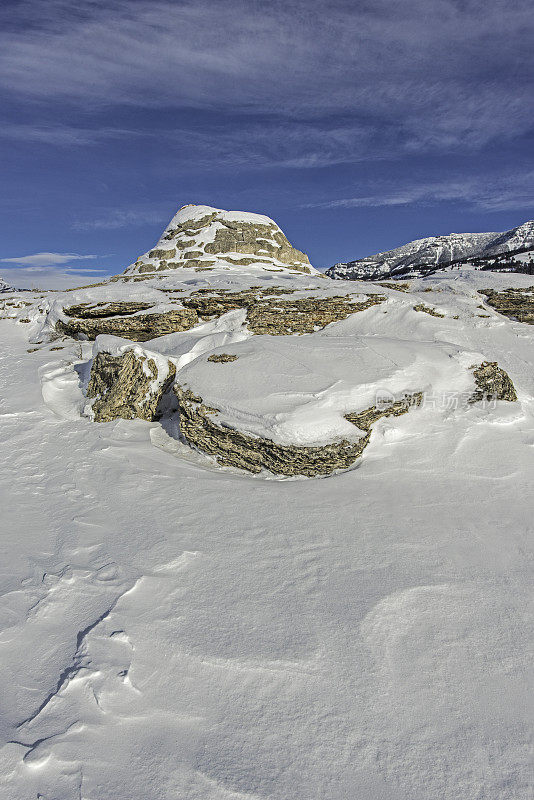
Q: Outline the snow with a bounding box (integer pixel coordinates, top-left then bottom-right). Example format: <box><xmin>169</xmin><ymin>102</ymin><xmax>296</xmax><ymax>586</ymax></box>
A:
<box><xmin>177</xmin><ymin>334</ymin><xmax>478</xmax><ymax>446</ymax></box>
<box><xmin>165</xmin><ymin>204</ymin><xmax>282</xmax><ymax>231</ymax></box>
<box><xmin>0</xmin><ymin>267</ymin><xmax>533</xmax><ymax>799</ymax></box>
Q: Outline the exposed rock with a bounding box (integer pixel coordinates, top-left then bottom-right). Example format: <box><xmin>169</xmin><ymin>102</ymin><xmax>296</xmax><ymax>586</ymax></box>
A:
<box><xmin>182</xmin><ymin>289</ymin><xmax>261</xmax><ymax>318</ymax></box>
<box><xmin>174</xmin><ymin>387</ymin><xmax>422</xmax><ymax>477</ymax></box>
<box><xmin>202</xmin><ymin>219</ymin><xmax>311</xmax><ymax>271</ymax></box>
<box><xmin>413</xmin><ymin>303</ymin><xmax>445</xmax><ymax>318</ymax></box>
<box><xmin>377</xmin><ymin>282</ymin><xmax>411</xmax><ymax>292</ymax></box>
<box><xmin>345</xmin><ymin>393</ymin><xmax>423</xmax><ymax>430</ymax></box>
<box><xmin>247</xmin><ymin>296</ymin><xmax>385</xmax><ymax>334</ymax></box>
<box><xmin>87</xmin><ymin>348</ymin><xmax>176</xmax><ymax>422</ymax></box>
<box><xmin>468</xmin><ymin>362</ymin><xmax>517</xmax><ymax>404</ymax></box>
<box><xmin>63</xmin><ymin>301</ymin><xmax>153</xmax><ymax>319</ymax></box>
<box><xmin>148</xmin><ymin>248</ymin><xmax>177</xmax><ymax>260</ymax></box>
<box><xmin>478</xmin><ymin>287</ymin><xmax>534</xmax><ymax>324</ymax></box>
<box><xmin>207</xmin><ymin>353</ymin><xmax>239</xmax><ymax>363</ymax></box>
<box><xmin>182</xmin><ymin>289</ymin><xmax>385</xmax><ymax>334</ymax></box>
<box><xmin>57</xmin><ymin>307</ymin><xmax>198</xmax><ymax>341</ymax></box>
<box><xmin>175</xmin><ymin>386</ymin><xmax>370</xmax><ymax>477</ymax></box>
<box><xmin>55</xmin><ymin>288</ymin><xmax>383</xmax><ymax>343</ymax></box>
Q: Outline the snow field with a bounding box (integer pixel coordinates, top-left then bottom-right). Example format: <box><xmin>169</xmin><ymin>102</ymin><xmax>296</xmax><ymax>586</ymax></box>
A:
<box><xmin>0</xmin><ymin>268</ymin><xmax>532</xmax><ymax>799</ymax></box>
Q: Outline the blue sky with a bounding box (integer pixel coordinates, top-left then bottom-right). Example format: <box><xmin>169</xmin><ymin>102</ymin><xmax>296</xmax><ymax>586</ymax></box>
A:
<box><xmin>1</xmin><ymin>0</ymin><xmax>533</xmax><ymax>286</ymax></box>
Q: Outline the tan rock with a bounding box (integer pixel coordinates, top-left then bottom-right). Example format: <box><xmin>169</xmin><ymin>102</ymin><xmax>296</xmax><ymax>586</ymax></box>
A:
<box><xmin>468</xmin><ymin>362</ymin><xmax>517</xmax><ymax>403</ymax></box>
<box><xmin>478</xmin><ymin>287</ymin><xmax>534</xmax><ymax>324</ymax></box>
<box><xmin>87</xmin><ymin>348</ymin><xmax>176</xmax><ymax>422</ymax></box>
<box><xmin>57</xmin><ymin>307</ymin><xmax>198</xmax><ymax>341</ymax></box>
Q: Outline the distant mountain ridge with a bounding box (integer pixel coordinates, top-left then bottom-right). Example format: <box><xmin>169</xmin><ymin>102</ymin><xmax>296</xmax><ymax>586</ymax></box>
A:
<box><xmin>0</xmin><ymin>276</ymin><xmax>15</xmax><ymax>293</ymax></box>
<box><xmin>327</xmin><ymin>220</ymin><xmax>534</xmax><ymax>280</ymax></box>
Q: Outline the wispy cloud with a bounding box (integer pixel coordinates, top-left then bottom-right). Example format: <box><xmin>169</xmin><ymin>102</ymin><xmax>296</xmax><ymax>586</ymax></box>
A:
<box><xmin>307</xmin><ymin>172</ymin><xmax>534</xmax><ymax>213</ymax></box>
<box><xmin>0</xmin><ymin>264</ymin><xmax>109</xmax><ymax>290</ymax></box>
<box><xmin>1</xmin><ymin>0</ymin><xmax>532</xmax><ymax>156</ymax></box>
<box><xmin>0</xmin><ymin>252</ymin><xmax>98</xmax><ymax>267</ymax></box>
<box><xmin>0</xmin><ymin>123</ymin><xmax>143</xmax><ymax>146</ymax></box>
<box><xmin>158</xmin><ymin>122</ymin><xmax>387</xmax><ymax>170</ymax></box>
<box><xmin>73</xmin><ymin>209</ymin><xmax>168</xmax><ymax>230</ymax></box>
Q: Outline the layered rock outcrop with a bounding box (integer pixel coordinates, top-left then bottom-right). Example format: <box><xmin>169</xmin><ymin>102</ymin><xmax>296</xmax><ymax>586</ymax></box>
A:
<box><xmin>345</xmin><ymin>393</ymin><xmax>423</xmax><ymax>430</ymax></box>
<box><xmin>478</xmin><ymin>287</ymin><xmax>534</xmax><ymax>324</ymax></box>
<box><xmin>58</xmin><ymin>303</ymin><xmax>198</xmax><ymax>341</ymax></box>
<box><xmin>413</xmin><ymin>303</ymin><xmax>445</xmax><ymax>318</ymax></box>
<box><xmin>174</xmin><ymin>387</ymin><xmax>423</xmax><ymax>476</ymax></box>
<box><xmin>174</xmin><ymin>386</ymin><xmax>367</xmax><ymax>476</ymax></box>
<box><xmin>182</xmin><ymin>289</ymin><xmax>385</xmax><ymax>335</ymax></box>
<box><xmin>57</xmin><ymin>289</ymin><xmax>384</xmax><ymax>340</ymax></box>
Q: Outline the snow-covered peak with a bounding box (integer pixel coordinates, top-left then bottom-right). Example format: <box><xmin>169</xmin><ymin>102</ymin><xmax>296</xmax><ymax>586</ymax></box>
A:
<box><xmin>0</xmin><ymin>275</ymin><xmax>15</xmax><ymax>293</ymax></box>
<box><xmin>485</xmin><ymin>220</ymin><xmax>534</xmax><ymax>254</ymax></box>
<box><xmin>163</xmin><ymin>204</ymin><xmax>280</xmax><ymax>232</ymax></box>
<box><xmin>124</xmin><ymin>204</ymin><xmax>316</xmax><ymax>277</ymax></box>
<box><xmin>327</xmin><ymin>219</ymin><xmax>534</xmax><ymax>280</ymax></box>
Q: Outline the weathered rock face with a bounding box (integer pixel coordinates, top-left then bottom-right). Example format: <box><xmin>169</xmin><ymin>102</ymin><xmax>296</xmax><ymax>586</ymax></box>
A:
<box><xmin>206</xmin><ymin>353</ymin><xmax>239</xmax><ymax>363</ymax></box>
<box><xmin>478</xmin><ymin>287</ymin><xmax>534</xmax><ymax>324</ymax></box>
<box><xmin>64</xmin><ymin>301</ymin><xmax>153</xmax><ymax>319</ymax></box>
<box><xmin>174</xmin><ymin>387</ymin><xmax>422</xmax><ymax>477</ymax></box>
<box><xmin>175</xmin><ymin>386</ymin><xmax>370</xmax><ymax>476</ymax></box>
<box><xmin>468</xmin><ymin>362</ymin><xmax>517</xmax><ymax>403</ymax></box>
<box><xmin>124</xmin><ymin>205</ymin><xmax>316</xmax><ymax>275</ymax></box>
<box><xmin>182</xmin><ymin>288</ymin><xmax>385</xmax><ymax>335</ymax></box>
<box><xmin>182</xmin><ymin>287</ymin><xmax>295</xmax><ymax>316</ymax></box>
<box><xmin>377</xmin><ymin>282</ymin><xmax>411</xmax><ymax>292</ymax></box>
<box><xmin>246</xmin><ymin>295</ymin><xmax>385</xmax><ymax>334</ymax></box>
<box><xmin>58</xmin><ymin>304</ymin><xmax>198</xmax><ymax>341</ymax></box>
<box><xmin>345</xmin><ymin>393</ymin><xmax>423</xmax><ymax>431</ymax></box>
<box><xmin>413</xmin><ymin>303</ymin><xmax>445</xmax><ymax>318</ymax></box>
<box><xmin>57</xmin><ymin>289</ymin><xmax>384</xmax><ymax>340</ymax></box>
<box><xmin>87</xmin><ymin>348</ymin><xmax>176</xmax><ymax>422</ymax></box>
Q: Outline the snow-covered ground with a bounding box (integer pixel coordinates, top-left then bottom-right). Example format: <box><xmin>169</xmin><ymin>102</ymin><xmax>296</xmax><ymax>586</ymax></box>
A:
<box><xmin>0</xmin><ymin>267</ymin><xmax>533</xmax><ymax>799</ymax></box>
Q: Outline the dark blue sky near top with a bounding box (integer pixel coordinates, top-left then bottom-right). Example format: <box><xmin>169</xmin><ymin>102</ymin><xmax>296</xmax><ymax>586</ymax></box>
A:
<box><xmin>0</xmin><ymin>0</ymin><xmax>533</xmax><ymax>283</ymax></box>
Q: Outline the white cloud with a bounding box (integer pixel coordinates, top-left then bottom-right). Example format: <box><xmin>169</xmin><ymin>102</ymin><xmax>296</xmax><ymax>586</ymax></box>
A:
<box><xmin>0</xmin><ymin>252</ymin><xmax>98</xmax><ymax>267</ymax></box>
<box><xmin>0</xmin><ymin>123</ymin><xmax>141</xmax><ymax>146</ymax></box>
<box><xmin>307</xmin><ymin>172</ymin><xmax>534</xmax><ymax>213</ymax></box>
<box><xmin>1</xmin><ymin>265</ymin><xmax>109</xmax><ymax>290</ymax></box>
<box><xmin>73</xmin><ymin>209</ymin><xmax>168</xmax><ymax>230</ymax></box>
<box><xmin>0</xmin><ymin>253</ymin><xmax>107</xmax><ymax>289</ymax></box>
